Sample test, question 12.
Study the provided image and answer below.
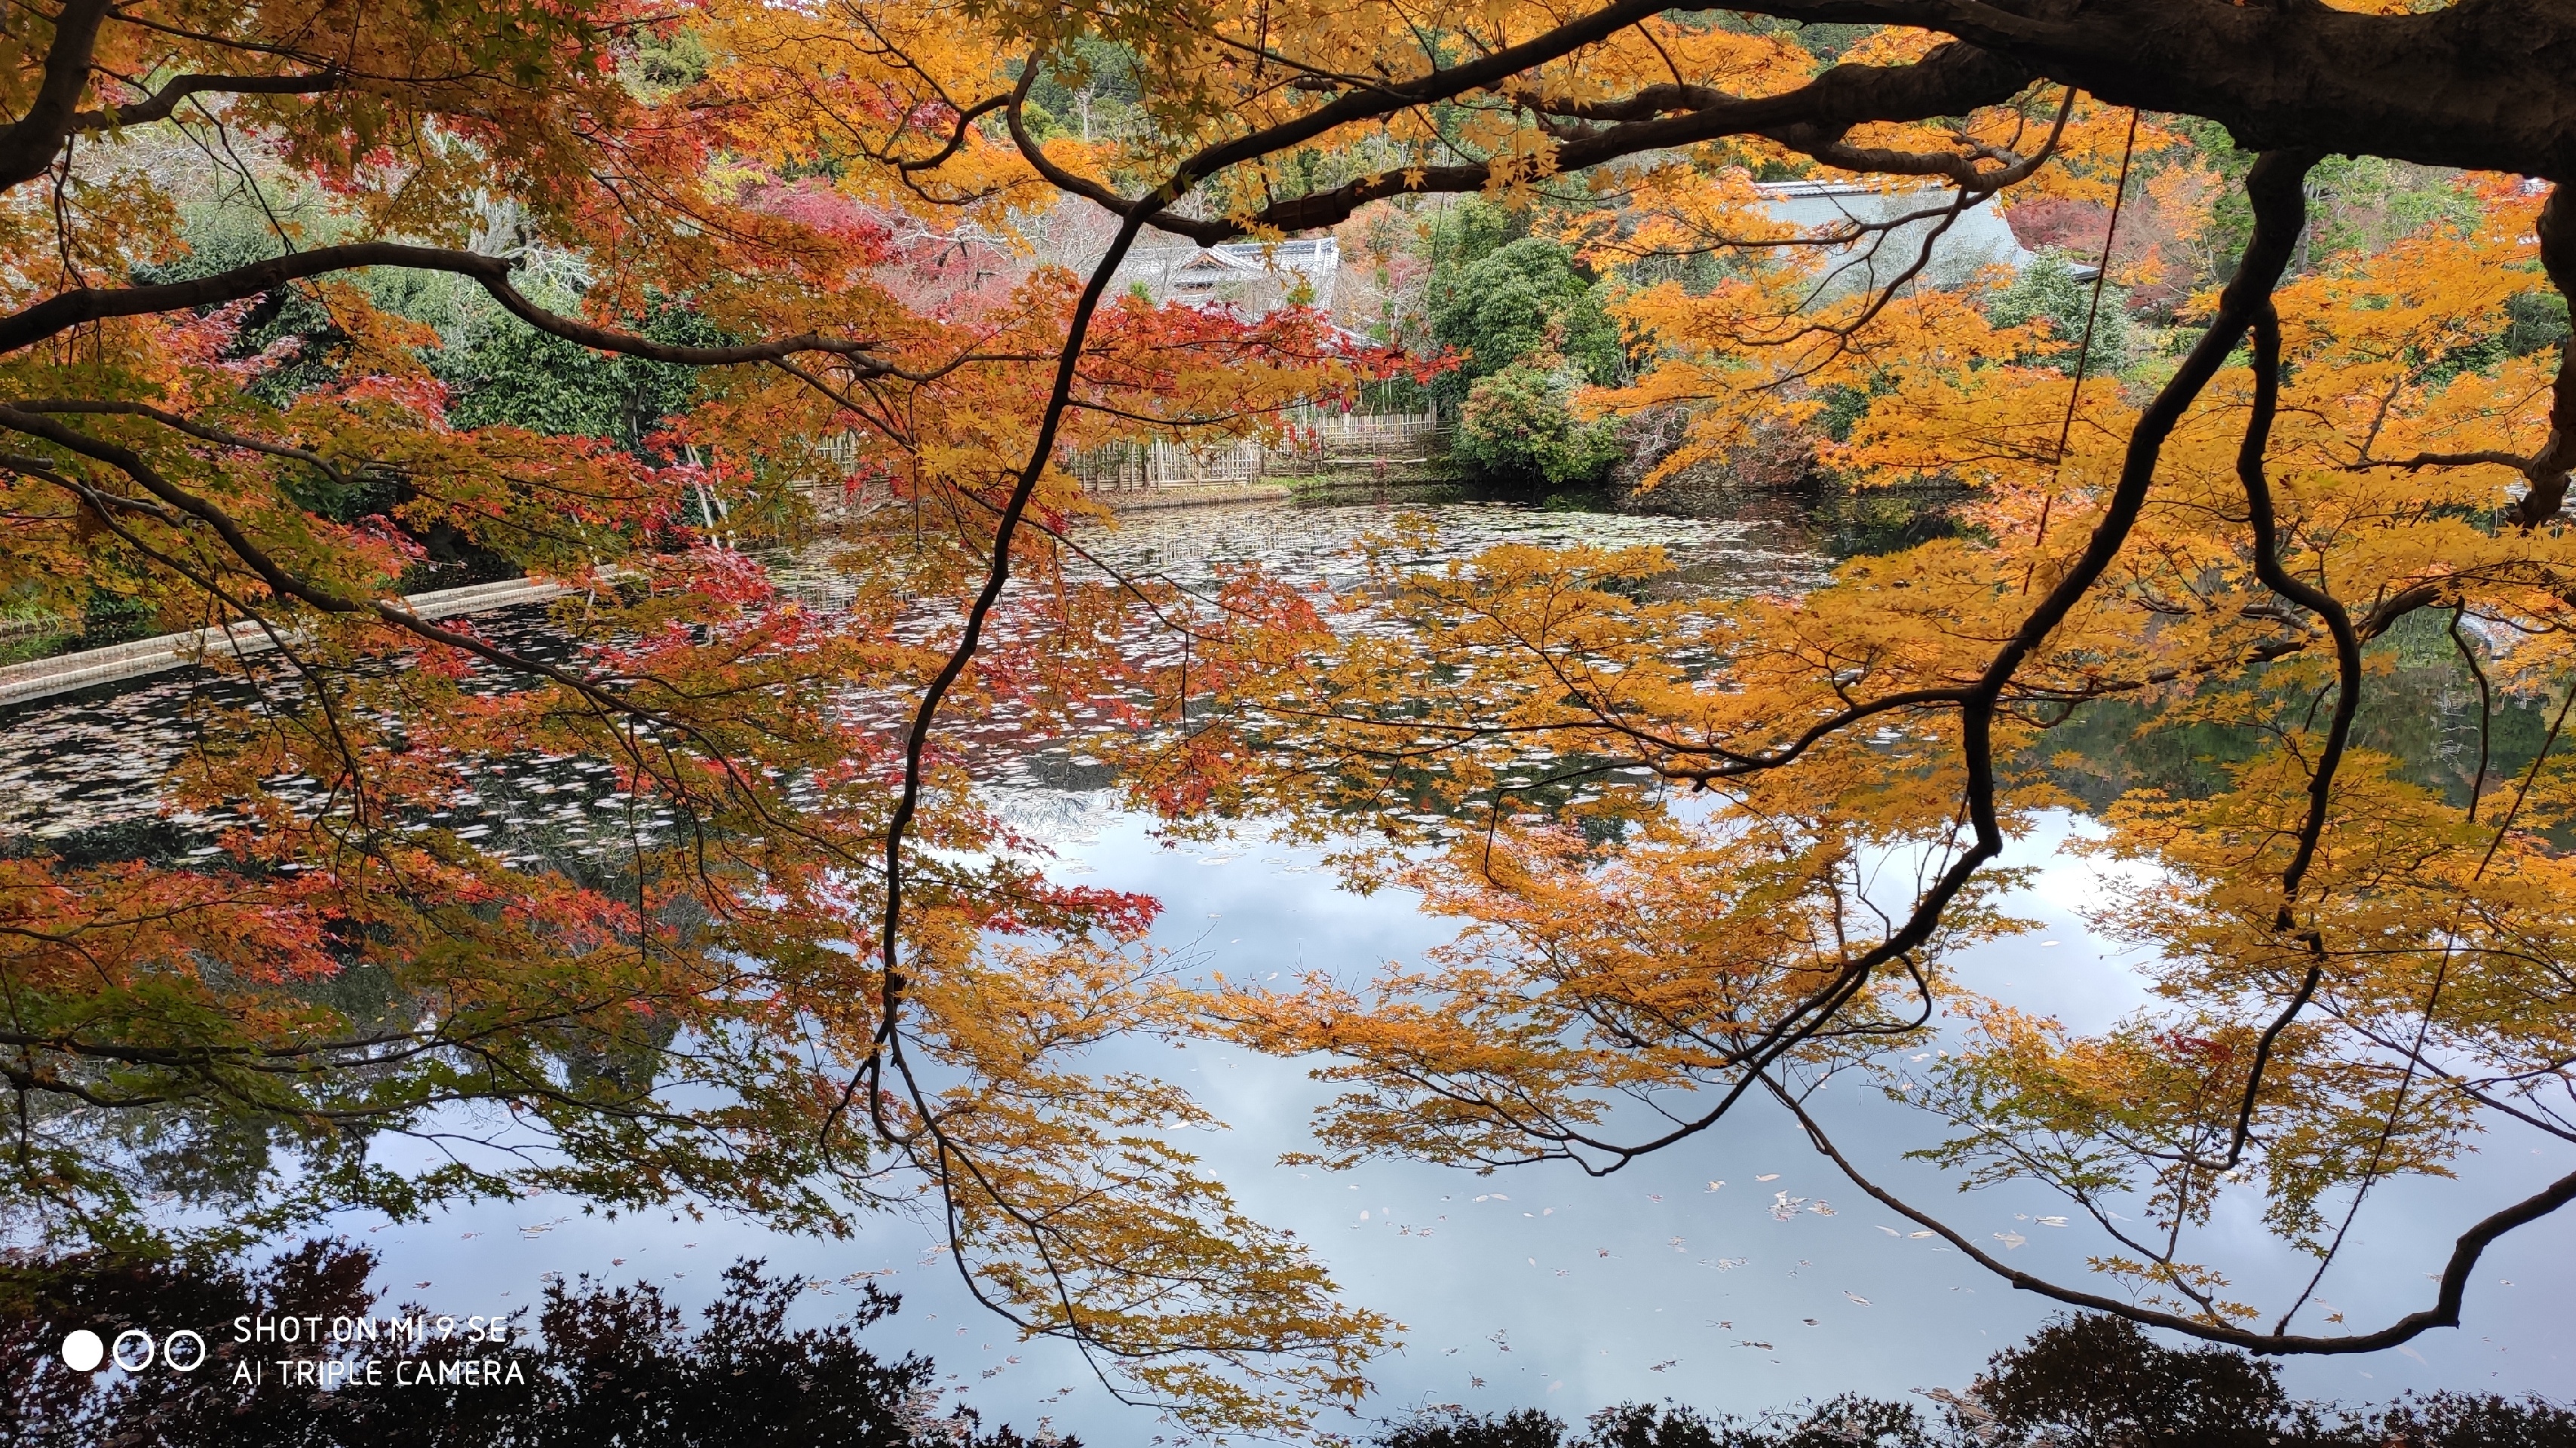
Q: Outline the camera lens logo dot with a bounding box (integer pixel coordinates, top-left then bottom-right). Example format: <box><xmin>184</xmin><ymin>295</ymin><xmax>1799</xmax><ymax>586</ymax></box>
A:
<box><xmin>60</xmin><ymin>1330</ymin><xmax>103</xmax><ymax>1373</ymax></box>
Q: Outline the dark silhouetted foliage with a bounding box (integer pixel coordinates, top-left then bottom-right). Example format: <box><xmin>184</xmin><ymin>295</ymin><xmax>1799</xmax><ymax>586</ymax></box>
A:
<box><xmin>1584</xmin><ymin>1401</ymin><xmax>1722</xmax><ymax>1448</ymax></box>
<box><xmin>2356</xmin><ymin>1391</ymin><xmax>2576</xmax><ymax>1448</ymax></box>
<box><xmin>3</xmin><ymin>1238</ymin><xmax>1063</xmax><ymax>1448</ymax></box>
<box><xmin>1385</xmin><ymin>1406</ymin><xmax>1571</xmax><ymax>1448</ymax></box>
<box><xmin>1373</xmin><ymin>1317</ymin><xmax>2574</xmax><ymax>1448</ymax></box>
<box><xmin>1976</xmin><ymin>1312</ymin><xmax>2287</xmax><ymax>1446</ymax></box>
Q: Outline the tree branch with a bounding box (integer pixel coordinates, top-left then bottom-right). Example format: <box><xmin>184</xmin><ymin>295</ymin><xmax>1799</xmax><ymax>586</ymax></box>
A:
<box><xmin>68</xmin><ymin>70</ymin><xmax>345</xmax><ymax>132</ymax></box>
<box><xmin>2213</xmin><ymin>297</ymin><xmax>2363</xmax><ymax>1172</ymax></box>
<box><xmin>1035</xmin><ymin>41</ymin><xmax>2035</xmax><ymax>246</ymax></box>
<box><xmin>1370</xmin><ymin>150</ymin><xmax>2321</xmax><ymax>1180</ymax></box>
<box><xmin>2507</xmin><ymin>185</ymin><xmax>2576</xmax><ymax>528</ymax></box>
<box><xmin>0</xmin><ymin>241</ymin><xmax>900</xmax><ymax>370</ymax></box>
<box><xmin>10</xmin><ymin>397</ymin><xmax>353</xmax><ymax>487</ymax></box>
<box><xmin>0</xmin><ymin>0</ymin><xmax>113</xmax><ymax>192</ymax></box>
<box><xmin>1770</xmin><ymin>1075</ymin><xmax>2576</xmax><ymax>1355</ymax></box>
<box><xmin>1705</xmin><ymin>0</ymin><xmax>2576</xmax><ymax>179</ymax></box>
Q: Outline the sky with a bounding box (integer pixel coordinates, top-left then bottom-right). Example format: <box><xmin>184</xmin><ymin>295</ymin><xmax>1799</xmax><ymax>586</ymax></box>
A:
<box><xmin>345</xmin><ymin>805</ymin><xmax>2575</xmax><ymax>1443</ymax></box>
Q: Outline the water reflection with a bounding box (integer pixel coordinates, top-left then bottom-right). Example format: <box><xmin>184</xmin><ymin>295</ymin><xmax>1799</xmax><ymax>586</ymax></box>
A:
<box><xmin>2</xmin><ymin>497</ymin><xmax>2568</xmax><ymax>1435</ymax></box>
<box><xmin>2039</xmin><ymin>609</ymin><xmax>2554</xmax><ymax>813</ymax></box>
<box><xmin>0</xmin><ymin>500</ymin><xmax>1818</xmax><ymax>843</ymax></box>
<box><xmin>299</xmin><ymin>808</ymin><xmax>2574</xmax><ymax>1441</ymax></box>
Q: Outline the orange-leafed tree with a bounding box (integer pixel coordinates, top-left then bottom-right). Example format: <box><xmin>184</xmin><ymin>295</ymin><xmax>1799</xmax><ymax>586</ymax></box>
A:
<box><xmin>0</xmin><ymin>0</ymin><xmax>1397</xmax><ymax>1430</ymax></box>
<box><xmin>983</xmin><ymin>0</ymin><xmax>2576</xmax><ymax>1373</ymax></box>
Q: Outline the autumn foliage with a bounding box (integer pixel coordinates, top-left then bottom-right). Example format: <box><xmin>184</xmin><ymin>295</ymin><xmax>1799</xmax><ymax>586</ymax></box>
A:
<box><xmin>4</xmin><ymin>0</ymin><xmax>2576</xmax><ymax>1434</ymax></box>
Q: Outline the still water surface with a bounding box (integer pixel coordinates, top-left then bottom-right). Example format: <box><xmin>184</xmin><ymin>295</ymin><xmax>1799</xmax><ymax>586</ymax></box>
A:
<box><xmin>3</xmin><ymin>499</ymin><xmax>2568</xmax><ymax>1434</ymax></box>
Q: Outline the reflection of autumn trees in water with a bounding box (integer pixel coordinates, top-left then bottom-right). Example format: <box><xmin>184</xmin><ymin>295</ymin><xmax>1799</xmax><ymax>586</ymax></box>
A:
<box><xmin>15</xmin><ymin>1238</ymin><xmax>2567</xmax><ymax>1447</ymax></box>
<box><xmin>2038</xmin><ymin>609</ymin><xmax>2559</xmax><ymax>815</ymax></box>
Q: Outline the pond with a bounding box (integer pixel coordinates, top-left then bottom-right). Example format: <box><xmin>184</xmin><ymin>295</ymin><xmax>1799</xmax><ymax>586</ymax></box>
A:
<box><xmin>2</xmin><ymin>495</ymin><xmax>2568</xmax><ymax>1437</ymax></box>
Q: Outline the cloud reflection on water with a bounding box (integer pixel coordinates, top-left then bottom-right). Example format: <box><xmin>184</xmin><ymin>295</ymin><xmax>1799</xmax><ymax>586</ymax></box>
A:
<box><xmin>348</xmin><ymin>805</ymin><xmax>2573</xmax><ymax>1442</ymax></box>
<box><xmin>8</xmin><ymin>499</ymin><xmax>2568</xmax><ymax>1434</ymax></box>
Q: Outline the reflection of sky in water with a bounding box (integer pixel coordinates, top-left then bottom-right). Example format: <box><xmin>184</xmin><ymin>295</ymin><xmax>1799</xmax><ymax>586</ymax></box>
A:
<box><xmin>7</xmin><ymin>500</ymin><xmax>2571</xmax><ymax>1430</ymax></box>
<box><xmin>348</xmin><ymin>805</ymin><xmax>2574</xmax><ymax>1438</ymax></box>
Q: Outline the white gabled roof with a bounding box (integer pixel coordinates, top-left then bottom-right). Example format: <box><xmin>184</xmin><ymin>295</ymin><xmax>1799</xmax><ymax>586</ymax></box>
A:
<box><xmin>1108</xmin><ymin>235</ymin><xmax>1342</xmax><ymax>312</ymax></box>
<box><xmin>1173</xmin><ymin>249</ymin><xmax>1266</xmax><ymax>275</ymax></box>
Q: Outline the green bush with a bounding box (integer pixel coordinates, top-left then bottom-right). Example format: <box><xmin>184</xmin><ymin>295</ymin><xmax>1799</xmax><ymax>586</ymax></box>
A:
<box><xmin>434</xmin><ymin>259</ymin><xmax>716</xmax><ymax>451</ymax></box>
<box><xmin>1429</xmin><ymin>235</ymin><xmax>1624</xmax><ymax>402</ymax></box>
<box><xmin>1452</xmin><ymin>360</ymin><xmax>1623</xmax><ymax>489</ymax></box>
<box><xmin>1987</xmin><ymin>253</ymin><xmax>2131</xmax><ymax>376</ymax></box>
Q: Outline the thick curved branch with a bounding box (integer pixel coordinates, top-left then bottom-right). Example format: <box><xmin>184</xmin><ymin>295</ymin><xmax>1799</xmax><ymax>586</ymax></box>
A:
<box><xmin>0</xmin><ymin>403</ymin><xmax>353</xmax><ymax>608</ymax></box>
<box><xmin>10</xmin><ymin>397</ymin><xmax>352</xmax><ymax>486</ymax></box>
<box><xmin>0</xmin><ymin>449</ymin><xmax>169</xmax><ymax>518</ymax></box>
<box><xmin>1003</xmin><ymin>63</ymin><xmax>1133</xmax><ymax>219</ymax></box>
<box><xmin>1774</xmin><ymin>81</ymin><xmax>2074</xmax><ymax>192</ymax></box>
<box><xmin>1052</xmin><ymin>42</ymin><xmax>2033</xmax><ymax>246</ymax></box>
<box><xmin>1771</xmin><ymin>1077</ymin><xmax>2576</xmax><ymax>1355</ymax></box>
<box><xmin>1513</xmin><ymin>63</ymin><xmax>2068</xmax><ymax>195</ymax></box>
<box><xmin>1710</xmin><ymin>0</ymin><xmax>2576</xmax><ymax>179</ymax></box>
<box><xmin>69</xmin><ymin>70</ymin><xmax>345</xmax><ymax>132</ymax></box>
<box><xmin>2449</xmin><ymin>606</ymin><xmax>2498</xmax><ymax>821</ymax></box>
<box><xmin>2213</xmin><ymin>299</ymin><xmax>2365</xmax><ymax>1171</ymax></box>
<box><xmin>896</xmin><ymin>94</ymin><xmax>1008</xmax><ymax>172</ymax></box>
<box><xmin>2363</xmin><ymin>449</ymin><xmax>2533</xmax><ymax>473</ymax></box>
<box><xmin>0</xmin><ymin>0</ymin><xmax>112</xmax><ymax>192</ymax></box>
<box><xmin>0</xmin><ymin>241</ymin><xmax>898</xmax><ymax>370</ymax></box>
<box><xmin>2507</xmin><ymin>185</ymin><xmax>2576</xmax><ymax>528</ymax></box>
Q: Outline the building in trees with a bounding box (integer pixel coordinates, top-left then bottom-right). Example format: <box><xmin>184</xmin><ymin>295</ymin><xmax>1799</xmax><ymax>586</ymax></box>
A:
<box><xmin>1111</xmin><ymin>238</ymin><xmax>1342</xmax><ymax>315</ymax></box>
<box><xmin>1756</xmin><ymin>179</ymin><xmax>2036</xmax><ymax>295</ymax></box>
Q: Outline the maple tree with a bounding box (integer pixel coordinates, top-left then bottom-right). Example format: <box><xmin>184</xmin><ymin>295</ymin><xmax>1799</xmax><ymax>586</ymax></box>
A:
<box><xmin>1185</xmin><ymin>156</ymin><xmax>2576</xmax><ymax>1355</ymax></box>
<box><xmin>4</xmin><ymin>0</ymin><xmax>2576</xmax><ymax>1432</ymax></box>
